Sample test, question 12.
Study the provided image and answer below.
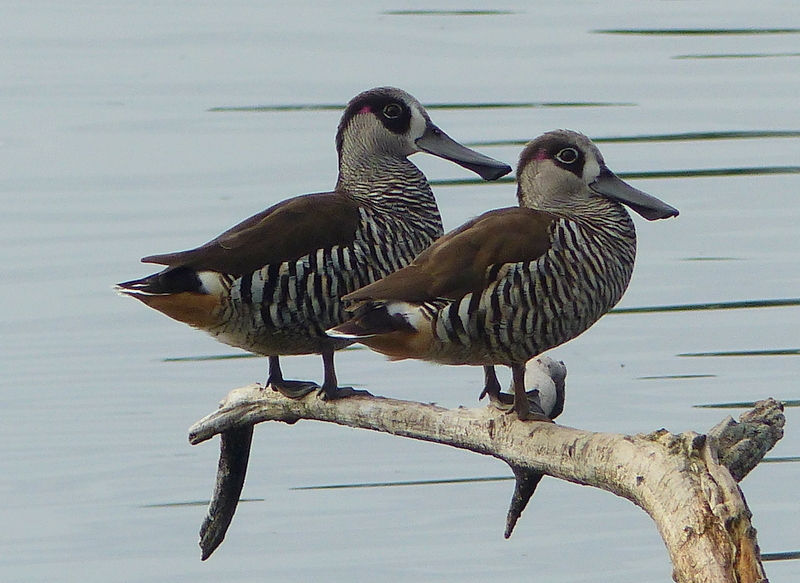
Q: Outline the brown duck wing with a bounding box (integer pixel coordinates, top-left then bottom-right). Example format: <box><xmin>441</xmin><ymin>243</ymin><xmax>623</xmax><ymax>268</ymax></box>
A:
<box><xmin>345</xmin><ymin>207</ymin><xmax>555</xmax><ymax>303</ymax></box>
<box><xmin>142</xmin><ymin>192</ymin><xmax>361</xmax><ymax>276</ymax></box>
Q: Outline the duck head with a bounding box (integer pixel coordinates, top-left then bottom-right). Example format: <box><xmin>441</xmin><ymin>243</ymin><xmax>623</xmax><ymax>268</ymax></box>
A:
<box><xmin>516</xmin><ymin>129</ymin><xmax>679</xmax><ymax>220</ymax></box>
<box><xmin>336</xmin><ymin>87</ymin><xmax>511</xmax><ymax>181</ymax></box>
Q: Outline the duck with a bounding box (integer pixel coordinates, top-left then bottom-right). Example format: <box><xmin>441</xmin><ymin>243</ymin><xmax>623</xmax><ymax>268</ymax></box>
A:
<box><xmin>117</xmin><ymin>86</ymin><xmax>512</xmax><ymax>399</ymax></box>
<box><xmin>327</xmin><ymin>129</ymin><xmax>678</xmax><ymax>419</ymax></box>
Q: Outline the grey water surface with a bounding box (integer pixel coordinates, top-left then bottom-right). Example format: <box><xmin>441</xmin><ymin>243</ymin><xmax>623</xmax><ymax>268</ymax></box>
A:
<box><xmin>1</xmin><ymin>1</ymin><xmax>798</xmax><ymax>582</ymax></box>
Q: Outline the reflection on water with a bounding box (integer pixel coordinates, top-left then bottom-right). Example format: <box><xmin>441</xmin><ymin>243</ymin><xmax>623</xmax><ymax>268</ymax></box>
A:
<box><xmin>429</xmin><ymin>165</ymin><xmax>800</xmax><ymax>186</ymax></box>
<box><xmin>611</xmin><ymin>298</ymin><xmax>800</xmax><ymax>314</ymax></box>
<box><xmin>142</xmin><ymin>498</ymin><xmax>264</xmax><ymax>508</ymax></box>
<box><xmin>680</xmin><ymin>257</ymin><xmax>742</xmax><ymax>262</ymax></box>
<box><xmin>209</xmin><ymin>101</ymin><xmax>634</xmax><ymax>113</ymax></box>
<box><xmin>163</xmin><ymin>345</ymin><xmax>367</xmax><ymax>363</ymax></box>
<box><xmin>292</xmin><ymin>476</ymin><xmax>513</xmax><ymax>490</ymax></box>
<box><xmin>383</xmin><ymin>10</ymin><xmax>517</xmax><ymax>16</ymax></box>
<box><xmin>695</xmin><ymin>400</ymin><xmax>800</xmax><ymax>408</ymax></box>
<box><xmin>594</xmin><ymin>28</ymin><xmax>800</xmax><ymax>35</ymax></box>
<box><xmin>638</xmin><ymin>374</ymin><xmax>717</xmax><ymax>380</ymax></box>
<box><xmin>675</xmin><ymin>52</ymin><xmax>800</xmax><ymax>60</ymax></box>
<box><xmin>603</xmin><ymin>166</ymin><xmax>800</xmax><ymax>179</ymax></box>
<box><xmin>762</xmin><ymin>552</ymin><xmax>800</xmax><ymax>562</ymax></box>
<box><xmin>762</xmin><ymin>457</ymin><xmax>800</xmax><ymax>464</ymax></box>
<box><xmin>286</xmin><ymin>454</ymin><xmax>800</xmax><ymax>491</ymax></box>
<box><xmin>470</xmin><ymin>130</ymin><xmax>800</xmax><ymax>147</ymax></box>
<box><xmin>163</xmin><ymin>353</ymin><xmax>260</xmax><ymax>362</ymax></box>
<box><xmin>680</xmin><ymin>349</ymin><xmax>800</xmax><ymax>358</ymax></box>
<box><xmin>6</xmin><ymin>0</ymin><xmax>800</xmax><ymax>581</ymax></box>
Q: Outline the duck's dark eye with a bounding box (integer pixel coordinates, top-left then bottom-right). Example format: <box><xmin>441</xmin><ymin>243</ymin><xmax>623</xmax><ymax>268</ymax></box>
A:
<box><xmin>555</xmin><ymin>147</ymin><xmax>579</xmax><ymax>164</ymax></box>
<box><xmin>383</xmin><ymin>103</ymin><xmax>403</xmax><ymax>119</ymax></box>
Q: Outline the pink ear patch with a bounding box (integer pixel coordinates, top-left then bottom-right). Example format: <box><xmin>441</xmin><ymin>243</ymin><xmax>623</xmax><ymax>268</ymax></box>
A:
<box><xmin>534</xmin><ymin>149</ymin><xmax>549</xmax><ymax>160</ymax></box>
<box><xmin>357</xmin><ymin>105</ymin><xmax>372</xmax><ymax>115</ymax></box>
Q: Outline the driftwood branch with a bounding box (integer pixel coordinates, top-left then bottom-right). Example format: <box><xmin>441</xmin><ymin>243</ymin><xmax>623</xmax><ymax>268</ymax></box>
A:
<box><xmin>188</xmin><ymin>358</ymin><xmax>784</xmax><ymax>583</ymax></box>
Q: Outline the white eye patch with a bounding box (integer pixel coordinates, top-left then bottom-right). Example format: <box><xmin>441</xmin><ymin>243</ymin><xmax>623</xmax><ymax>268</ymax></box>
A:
<box><xmin>407</xmin><ymin>105</ymin><xmax>429</xmax><ymax>143</ymax></box>
<box><xmin>581</xmin><ymin>152</ymin><xmax>601</xmax><ymax>184</ymax></box>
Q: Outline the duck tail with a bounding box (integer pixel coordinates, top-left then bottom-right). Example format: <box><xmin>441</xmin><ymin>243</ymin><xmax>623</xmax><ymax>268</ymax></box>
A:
<box><xmin>327</xmin><ymin>303</ymin><xmax>415</xmax><ymax>339</ymax></box>
<box><xmin>116</xmin><ymin>266</ymin><xmax>202</xmax><ymax>297</ymax></box>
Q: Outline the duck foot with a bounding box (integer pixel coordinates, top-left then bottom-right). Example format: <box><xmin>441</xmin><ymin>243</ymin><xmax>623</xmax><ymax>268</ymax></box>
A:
<box><xmin>482</xmin><ymin>387</ymin><xmax>552</xmax><ymax>422</ymax></box>
<box><xmin>504</xmin><ymin>464</ymin><xmax>545</xmax><ymax>539</ymax></box>
<box><xmin>319</xmin><ymin>385</ymin><xmax>372</xmax><ymax>400</ymax></box>
<box><xmin>513</xmin><ymin>393</ymin><xmax>553</xmax><ymax>422</ymax></box>
<box><xmin>481</xmin><ymin>389</ymin><xmax>514</xmax><ymax>411</ymax></box>
<box><xmin>268</xmin><ymin>378</ymin><xmax>320</xmax><ymax>399</ymax></box>
<box><xmin>317</xmin><ymin>350</ymin><xmax>372</xmax><ymax>400</ymax></box>
<box><xmin>266</xmin><ymin>355</ymin><xmax>320</xmax><ymax>398</ymax></box>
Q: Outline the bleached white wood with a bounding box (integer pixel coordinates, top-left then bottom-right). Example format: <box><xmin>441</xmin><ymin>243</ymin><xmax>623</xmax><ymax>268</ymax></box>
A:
<box><xmin>189</xmin><ymin>357</ymin><xmax>783</xmax><ymax>582</ymax></box>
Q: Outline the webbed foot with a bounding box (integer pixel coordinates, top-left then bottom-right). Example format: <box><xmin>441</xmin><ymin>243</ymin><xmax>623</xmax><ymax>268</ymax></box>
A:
<box><xmin>269</xmin><ymin>378</ymin><xmax>320</xmax><ymax>399</ymax></box>
<box><xmin>319</xmin><ymin>385</ymin><xmax>372</xmax><ymax>400</ymax></box>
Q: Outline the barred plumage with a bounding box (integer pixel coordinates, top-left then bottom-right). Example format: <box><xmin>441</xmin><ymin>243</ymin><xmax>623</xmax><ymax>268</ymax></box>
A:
<box><xmin>116</xmin><ymin>87</ymin><xmax>511</xmax><ymax>398</ymax></box>
<box><xmin>209</xmin><ymin>191</ymin><xmax>444</xmax><ymax>356</ymax></box>
<box><xmin>329</xmin><ymin>129</ymin><xmax>678</xmax><ymax>419</ymax></box>
<box><xmin>425</xmin><ymin>207</ymin><xmax>637</xmax><ymax>366</ymax></box>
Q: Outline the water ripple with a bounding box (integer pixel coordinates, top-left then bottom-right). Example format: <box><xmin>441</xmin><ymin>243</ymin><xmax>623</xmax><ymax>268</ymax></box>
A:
<box><xmin>680</xmin><ymin>257</ymin><xmax>742</xmax><ymax>262</ymax></box>
<box><xmin>594</xmin><ymin>28</ymin><xmax>800</xmax><ymax>36</ymax></box>
<box><xmin>611</xmin><ymin>298</ymin><xmax>800</xmax><ymax>314</ymax></box>
<box><xmin>638</xmin><ymin>374</ymin><xmax>717</xmax><ymax>380</ymax></box>
<box><xmin>675</xmin><ymin>52</ymin><xmax>800</xmax><ymax>60</ymax></box>
<box><xmin>142</xmin><ymin>498</ymin><xmax>264</xmax><ymax>508</ymax></box>
<box><xmin>695</xmin><ymin>399</ymin><xmax>800</xmax><ymax>408</ymax></box>
<box><xmin>762</xmin><ymin>551</ymin><xmax>800</xmax><ymax>562</ymax></box>
<box><xmin>292</xmin><ymin>460</ymin><xmax>799</xmax><ymax>491</ymax></box>
<box><xmin>383</xmin><ymin>10</ymin><xmax>516</xmax><ymax>16</ymax></box>
<box><xmin>163</xmin><ymin>353</ymin><xmax>259</xmax><ymax>362</ymax></box>
<box><xmin>468</xmin><ymin>130</ymin><xmax>800</xmax><ymax>147</ymax></box>
<box><xmin>430</xmin><ymin>166</ymin><xmax>800</xmax><ymax>187</ymax></box>
<box><xmin>163</xmin><ymin>345</ymin><xmax>366</xmax><ymax>363</ymax></box>
<box><xmin>680</xmin><ymin>349</ymin><xmax>800</xmax><ymax>358</ymax></box>
<box><xmin>292</xmin><ymin>476</ymin><xmax>513</xmax><ymax>490</ymax></box>
<box><xmin>761</xmin><ymin>457</ymin><xmax>800</xmax><ymax>464</ymax></box>
<box><xmin>209</xmin><ymin>101</ymin><xmax>634</xmax><ymax>113</ymax></box>
<box><xmin>597</xmin><ymin>130</ymin><xmax>800</xmax><ymax>142</ymax></box>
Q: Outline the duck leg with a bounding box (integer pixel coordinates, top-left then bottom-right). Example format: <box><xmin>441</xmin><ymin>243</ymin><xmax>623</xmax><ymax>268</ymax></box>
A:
<box><xmin>511</xmin><ymin>363</ymin><xmax>551</xmax><ymax>422</ymax></box>
<box><xmin>319</xmin><ymin>349</ymin><xmax>370</xmax><ymax>400</ymax></box>
<box><xmin>267</xmin><ymin>355</ymin><xmax>319</xmax><ymax>398</ymax></box>
<box><xmin>479</xmin><ymin>365</ymin><xmax>514</xmax><ymax>410</ymax></box>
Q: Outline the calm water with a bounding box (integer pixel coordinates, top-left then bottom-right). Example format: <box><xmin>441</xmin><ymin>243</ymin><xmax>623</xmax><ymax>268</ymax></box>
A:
<box><xmin>2</xmin><ymin>1</ymin><xmax>798</xmax><ymax>581</ymax></box>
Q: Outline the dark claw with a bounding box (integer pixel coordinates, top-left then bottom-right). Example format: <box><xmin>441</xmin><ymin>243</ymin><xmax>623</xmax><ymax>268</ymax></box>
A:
<box><xmin>504</xmin><ymin>465</ymin><xmax>545</xmax><ymax>539</ymax></box>
<box><xmin>199</xmin><ymin>425</ymin><xmax>254</xmax><ymax>560</ymax></box>
<box><xmin>479</xmin><ymin>365</ymin><xmax>502</xmax><ymax>402</ymax></box>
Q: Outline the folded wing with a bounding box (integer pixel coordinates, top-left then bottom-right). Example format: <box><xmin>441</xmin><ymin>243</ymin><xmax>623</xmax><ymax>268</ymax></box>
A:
<box><xmin>344</xmin><ymin>207</ymin><xmax>556</xmax><ymax>304</ymax></box>
<box><xmin>142</xmin><ymin>192</ymin><xmax>362</xmax><ymax>276</ymax></box>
